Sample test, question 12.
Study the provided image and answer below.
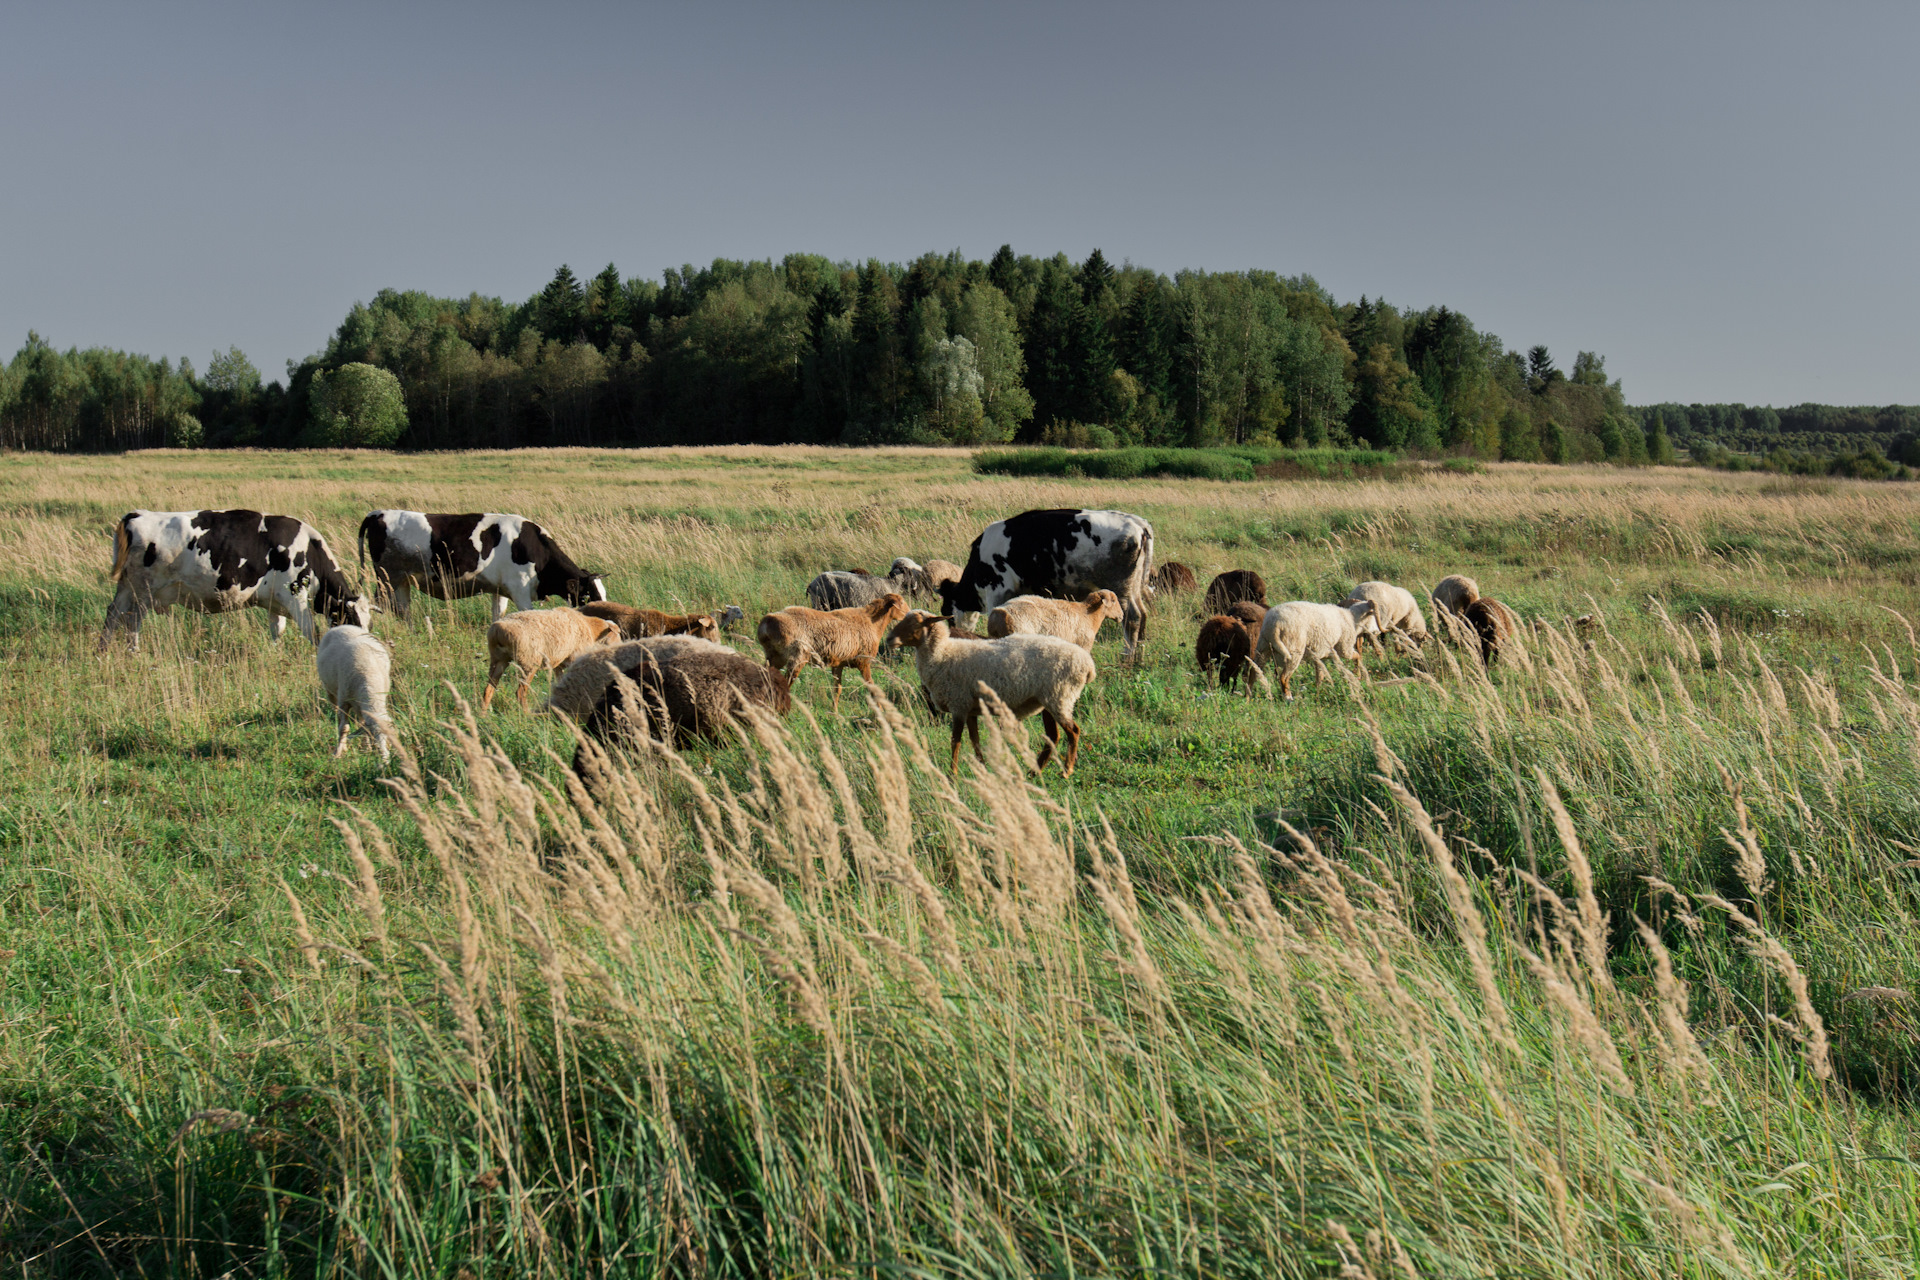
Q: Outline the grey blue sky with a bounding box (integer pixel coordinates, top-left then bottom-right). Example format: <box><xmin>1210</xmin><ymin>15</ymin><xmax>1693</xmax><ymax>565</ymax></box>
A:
<box><xmin>3</xmin><ymin>2</ymin><xmax>1914</xmax><ymax>406</ymax></box>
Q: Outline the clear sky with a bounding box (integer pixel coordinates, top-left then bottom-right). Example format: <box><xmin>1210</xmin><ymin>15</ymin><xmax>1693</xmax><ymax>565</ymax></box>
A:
<box><xmin>4</xmin><ymin>1</ymin><xmax>1914</xmax><ymax>406</ymax></box>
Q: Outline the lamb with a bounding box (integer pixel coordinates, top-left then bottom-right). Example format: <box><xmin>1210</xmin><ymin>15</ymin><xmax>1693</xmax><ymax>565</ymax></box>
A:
<box><xmin>1343</xmin><ymin>581</ymin><xmax>1430</xmax><ymax>655</ymax></box>
<box><xmin>1465</xmin><ymin>597</ymin><xmax>1520</xmax><ymax>667</ymax></box>
<box><xmin>1149</xmin><ymin>561</ymin><xmax>1197</xmax><ymax>596</ymax></box>
<box><xmin>579</xmin><ymin>601</ymin><xmax>720</xmax><ymax>641</ymax></box>
<box><xmin>756</xmin><ymin>592</ymin><xmax>910</xmax><ymax>711</ymax></box>
<box><xmin>1195</xmin><ymin>613</ymin><xmax>1264</xmax><ymax>693</ymax></box>
<box><xmin>1253</xmin><ymin>599</ymin><xmax>1377</xmax><ymax>700</ymax></box>
<box><xmin>806</xmin><ymin>570</ymin><xmax>894</xmax><ymax>611</ymax></box>
<box><xmin>483</xmin><ymin>607</ymin><xmax>621</xmax><ymax>711</ymax></box>
<box><xmin>887</xmin><ymin>611</ymin><xmax>1096</xmax><ymax>776</ymax></box>
<box><xmin>549</xmin><ymin>635</ymin><xmax>792</xmax><ymax>750</ymax></box>
<box><xmin>316</xmin><ymin>624</ymin><xmax>393</xmax><ymax>760</ymax></box>
<box><xmin>1431</xmin><ymin>574</ymin><xmax>1481</xmax><ymax>621</ymax></box>
<box><xmin>986</xmin><ymin>589</ymin><xmax>1124</xmax><ymax>651</ymax></box>
<box><xmin>1203</xmin><ymin>569</ymin><xmax>1268</xmax><ymax>616</ymax></box>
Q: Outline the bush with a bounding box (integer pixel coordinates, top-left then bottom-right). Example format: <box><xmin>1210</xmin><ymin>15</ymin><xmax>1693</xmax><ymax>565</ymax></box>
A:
<box><xmin>971</xmin><ymin>446</ymin><xmax>1409</xmax><ymax>483</ymax></box>
<box><xmin>305</xmin><ymin>362</ymin><xmax>407</xmax><ymax>448</ymax></box>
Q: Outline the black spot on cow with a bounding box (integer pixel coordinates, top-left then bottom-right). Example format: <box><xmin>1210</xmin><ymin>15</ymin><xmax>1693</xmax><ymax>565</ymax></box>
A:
<box><xmin>357</xmin><ymin>513</ymin><xmax>389</xmax><ymax>569</ymax></box>
<box><xmin>523</xmin><ymin>521</ymin><xmax>602</xmax><ymax>604</ymax></box>
<box><xmin>142</xmin><ymin>543</ymin><xmax>158</xmax><ymax>567</ymax></box>
<box><xmin>426</xmin><ymin>514</ymin><xmax>488</xmax><ymax>579</ymax></box>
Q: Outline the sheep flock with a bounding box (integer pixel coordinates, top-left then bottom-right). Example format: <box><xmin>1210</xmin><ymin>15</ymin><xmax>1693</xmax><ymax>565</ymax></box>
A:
<box><xmin>101</xmin><ymin>502</ymin><xmax>1522</xmax><ymax>777</ymax></box>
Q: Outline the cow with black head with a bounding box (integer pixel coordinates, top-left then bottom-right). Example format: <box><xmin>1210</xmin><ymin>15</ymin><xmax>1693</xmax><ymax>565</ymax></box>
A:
<box><xmin>938</xmin><ymin>508</ymin><xmax>1156</xmax><ymax>657</ymax></box>
<box><xmin>101</xmin><ymin>509</ymin><xmax>371</xmax><ymax>651</ymax></box>
<box><xmin>358</xmin><ymin>511</ymin><xmax>607</xmax><ymax>620</ymax></box>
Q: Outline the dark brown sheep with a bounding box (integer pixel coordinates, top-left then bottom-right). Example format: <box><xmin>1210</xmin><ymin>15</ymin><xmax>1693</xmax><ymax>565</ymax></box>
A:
<box><xmin>1203</xmin><ymin>569</ymin><xmax>1268</xmax><ymax>616</ymax></box>
<box><xmin>1195</xmin><ymin>614</ymin><xmax>1262</xmax><ymax>691</ymax></box>
<box><xmin>551</xmin><ymin>637</ymin><xmax>792</xmax><ymax>750</ymax></box>
<box><xmin>1150</xmin><ymin>561</ymin><xmax>1197</xmax><ymax>595</ymax></box>
<box><xmin>1465</xmin><ymin>597</ymin><xmax>1519</xmax><ymax>667</ymax></box>
<box><xmin>1224</xmin><ymin>600</ymin><xmax>1267</xmax><ymax>628</ymax></box>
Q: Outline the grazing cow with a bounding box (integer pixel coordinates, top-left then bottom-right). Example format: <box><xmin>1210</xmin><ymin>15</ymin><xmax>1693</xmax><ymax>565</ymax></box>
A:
<box><xmin>357</xmin><ymin>510</ymin><xmax>606</xmax><ymax>620</ymax></box>
<box><xmin>102</xmin><ymin>509</ymin><xmax>371</xmax><ymax>650</ymax></box>
<box><xmin>938</xmin><ymin>508</ymin><xmax>1156</xmax><ymax>656</ymax></box>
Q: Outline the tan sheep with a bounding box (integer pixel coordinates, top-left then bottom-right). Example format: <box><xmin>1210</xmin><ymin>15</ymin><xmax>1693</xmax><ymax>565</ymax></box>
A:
<box><xmin>1253</xmin><ymin>599</ymin><xmax>1376</xmax><ymax>700</ymax></box>
<box><xmin>755</xmin><ymin>591</ymin><xmax>910</xmax><ymax>711</ymax></box>
<box><xmin>579</xmin><ymin>601</ymin><xmax>720</xmax><ymax>641</ymax></box>
<box><xmin>484</xmin><ymin>607</ymin><xmax>620</xmax><ymax>711</ymax></box>
<box><xmin>1343</xmin><ymin>581</ymin><xmax>1429</xmax><ymax>654</ymax></box>
<box><xmin>986</xmin><ymin>589</ymin><xmax>1124</xmax><ymax>651</ymax></box>
<box><xmin>1431</xmin><ymin>574</ymin><xmax>1480</xmax><ymax>620</ymax></box>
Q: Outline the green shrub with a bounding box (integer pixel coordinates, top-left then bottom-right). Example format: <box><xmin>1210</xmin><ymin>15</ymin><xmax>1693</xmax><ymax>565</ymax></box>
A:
<box><xmin>972</xmin><ymin>446</ymin><xmax>1407</xmax><ymax>483</ymax></box>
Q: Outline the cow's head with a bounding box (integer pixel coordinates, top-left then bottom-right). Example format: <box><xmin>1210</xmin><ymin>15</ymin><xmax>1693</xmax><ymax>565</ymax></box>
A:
<box><xmin>322</xmin><ymin>587</ymin><xmax>373</xmax><ymax>630</ymax></box>
<box><xmin>936</xmin><ymin>575</ymin><xmax>983</xmax><ymax>616</ymax></box>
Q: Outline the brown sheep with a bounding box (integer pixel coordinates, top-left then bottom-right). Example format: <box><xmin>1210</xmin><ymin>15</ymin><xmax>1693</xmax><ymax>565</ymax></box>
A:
<box><xmin>1431</xmin><ymin>574</ymin><xmax>1480</xmax><ymax>621</ymax></box>
<box><xmin>1195</xmin><ymin>613</ymin><xmax>1263</xmax><ymax>692</ymax></box>
<box><xmin>1465</xmin><ymin>597</ymin><xmax>1520</xmax><ymax>667</ymax></box>
<box><xmin>1203</xmin><ymin>569</ymin><xmax>1268</xmax><ymax>616</ymax></box>
<box><xmin>986</xmin><ymin>589</ymin><xmax>1125</xmax><ymax>651</ymax></box>
<box><xmin>1224</xmin><ymin>600</ymin><xmax>1267</xmax><ymax>628</ymax></box>
<box><xmin>484</xmin><ymin>608</ymin><xmax>621</xmax><ymax>711</ymax></box>
<box><xmin>551</xmin><ymin>636</ymin><xmax>791</xmax><ymax>752</ymax></box>
<box><xmin>756</xmin><ymin>592</ymin><xmax>910</xmax><ymax>711</ymax></box>
<box><xmin>579</xmin><ymin>601</ymin><xmax>721</xmax><ymax>641</ymax></box>
<box><xmin>1150</xmin><ymin>561</ymin><xmax>1197</xmax><ymax>596</ymax></box>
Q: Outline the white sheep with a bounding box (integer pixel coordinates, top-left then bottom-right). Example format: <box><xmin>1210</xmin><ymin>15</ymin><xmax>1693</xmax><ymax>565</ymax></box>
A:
<box><xmin>986</xmin><ymin>589</ymin><xmax>1125</xmax><ymax>651</ymax></box>
<box><xmin>887</xmin><ymin>556</ymin><xmax>964</xmax><ymax>602</ymax></box>
<box><xmin>1254</xmin><ymin>599</ymin><xmax>1376</xmax><ymax>700</ymax></box>
<box><xmin>484</xmin><ymin>607</ymin><xmax>621</xmax><ymax>711</ymax></box>
<box><xmin>887</xmin><ymin>611</ymin><xmax>1096</xmax><ymax>776</ymax></box>
<box><xmin>316</xmin><ymin>624</ymin><xmax>393</xmax><ymax>760</ymax></box>
<box><xmin>1343</xmin><ymin>581</ymin><xmax>1429</xmax><ymax>655</ymax></box>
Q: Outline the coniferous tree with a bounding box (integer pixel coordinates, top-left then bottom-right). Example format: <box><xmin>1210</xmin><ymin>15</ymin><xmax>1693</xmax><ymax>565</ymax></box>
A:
<box><xmin>537</xmin><ymin>266</ymin><xmax>586</xmax><ymax>343</ymax></box>
<box><xmin>1646</xmin><ymin>411</ymin><xmax>1675</xmax><ymax>465</ymax></box>
<box><xmin>586</xmin><ymin>264</ymin><xmax>626</xmax><ymax>348</ymax></box>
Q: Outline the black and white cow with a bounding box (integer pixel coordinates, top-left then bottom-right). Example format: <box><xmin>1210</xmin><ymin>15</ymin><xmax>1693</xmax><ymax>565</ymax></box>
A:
<box><xmin>102</xmin><ymin>509</ymin><xmax>371</xmax><ymax>650</ymax></box>
<box><xmin>357</xmin><ymin>510</ymin><xmax>607</xmax><ymax>621</ymax></box>
<box><xmin>938</xmin><ymin>508</ymin><xmax>1156</xmax><ymax>656</ymax></box>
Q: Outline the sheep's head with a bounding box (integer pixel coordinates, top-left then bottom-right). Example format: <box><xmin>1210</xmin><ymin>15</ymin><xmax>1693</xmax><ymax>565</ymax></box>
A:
<box><xmin>887</xmin><ymin>610</ymin><xmax>952</xmax><ymax>650</ymax></box>
<box><xmin>1086</xmin><ymin>589</ymin><xmax>1124</xmax><ymax>620</ymax></box>
<box><xmin>869</xmin><ymin>592</ymin><xmax>909</xmax><ymax>626</ymax></box>
<box><xmin>686</xmin><ymin>614</ymin><xmax>720</xmax><ymax>640</ymax></box>
<box><xmin>1344</xmin><ymin>598</ymin><xmax>1377</xmax><ymax>626</ymax></box>
<box><xmin>717</xmin><ymin>604</ymin><xmax>746</xmax><ymax>630</ymax></box>
<box><xmin>585</xmin><ymin>618</ymin><xmax>621</xmax><ymax>646</ymax></box>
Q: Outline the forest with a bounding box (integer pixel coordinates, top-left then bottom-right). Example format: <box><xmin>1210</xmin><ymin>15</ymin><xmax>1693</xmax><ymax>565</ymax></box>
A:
<box><xmin>2</xmin><ymin>247</ymin><xmax>1914</xmax><ymax>470</ymax></box>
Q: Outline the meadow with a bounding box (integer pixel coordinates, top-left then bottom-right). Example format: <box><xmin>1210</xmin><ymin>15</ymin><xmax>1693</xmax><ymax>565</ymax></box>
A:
<box><xmin>2</xmin><ymin>446</ymin><xmax>1920</xmax><ymax>1277</ymax></box>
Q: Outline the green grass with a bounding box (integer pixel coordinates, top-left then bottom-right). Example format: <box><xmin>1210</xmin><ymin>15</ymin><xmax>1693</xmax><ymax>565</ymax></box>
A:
<box><xmin>3</xmin><ymin>448</ymin><xmax>1920</xmax><ymax>1275</ymax></box>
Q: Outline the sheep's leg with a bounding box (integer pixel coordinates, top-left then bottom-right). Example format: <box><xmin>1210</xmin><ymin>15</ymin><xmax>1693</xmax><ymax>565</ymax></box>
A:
<box><xmin>830</xmin><ymin>666</ymin><xmax>845</xmax><ymax>714</ymax></box>
<box><xmin>333</xmin><ymin>708</ymin><xmax>351</xmax><ymax>758</ymax></box>
<box><xmin>366</xmin><ymin>712</ymin><xmax>391</xmax><ymax>762</ymax></box>
<box><xmin>483</xmin><ymin>658</ymin><xmax>509</xmax><ymax>711</ymax></box>
<box><xmin>1061</xmin><ymin>717</ymin><xmax>1081</xmax><ymax>776</ymax></box>
<box><xmin>1036</xmin><ymin>709</ymin><xmax>1059</xmax><ymax>773</ymax></box>
<box><xmin>949</xmin><ymin>717</ymin><xmax>966</xmax><ymax>775</ymax></box>
<box><xmin>516</xmin><ymin>670</ymin><xmax>535</xmax><ymax>711</ymax></box>
<box><xmin>967</xmin><ymin>713</ymin><xmax>986</xmax><ymax>764</ymax></box>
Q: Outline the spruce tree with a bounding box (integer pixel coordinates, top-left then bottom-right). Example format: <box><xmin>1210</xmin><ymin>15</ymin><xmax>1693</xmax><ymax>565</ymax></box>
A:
<box><xmin>1645</xmin><ymin>411</ymin><xmax>1675</xmax><ymax>465</ymax></box>
<box><xmin>538</xmin><ymin>265</ymin><xmax>586</xmax><ymax>343</ymax></box>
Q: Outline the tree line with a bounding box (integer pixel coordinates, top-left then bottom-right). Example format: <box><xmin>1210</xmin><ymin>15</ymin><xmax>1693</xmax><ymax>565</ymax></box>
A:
<box><xmin>1</xmin><ymin>247</ymin><xmax>1910</xmax><ymax>467</ymax></box>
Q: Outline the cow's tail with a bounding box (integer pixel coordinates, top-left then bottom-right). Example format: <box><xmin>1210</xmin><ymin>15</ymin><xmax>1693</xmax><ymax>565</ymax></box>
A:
<box><xmin>356</xmin><ymin>513</ymin><xmax>372</xmax><ymax>578</ymax></box>
<box><xmin>1131</xmin><ymin>524</ymin><xmax>1156</xmax><ymax>605</ymax></box>
<box><xmin>108</xmin><ymin>513</ymin><xmax>135</xmax><ymax>583</ymax></box>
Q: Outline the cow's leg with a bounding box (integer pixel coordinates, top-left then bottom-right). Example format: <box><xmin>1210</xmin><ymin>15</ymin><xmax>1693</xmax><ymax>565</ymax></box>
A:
<box><xmin>390</xmin><ymin>581</ymin><xmax>412</xmax><ymax>621</ymax></box>
<box><xmin>100</xmin><ymin>583</ymin><xmax>144</xmax><ymax>653</ymax></box>
<box><xmin>1122</xmin><ymin>598</ymin><xmax>1147</xmax><ymax>659</ymax></box>
<box><xmin>268</xmin><ymin>612</ymin><xmax>289</xmax><ymax>641</ymax></box>
<box><xmin>491</xmin><ymin>593</ymin><xmax>511</xmax><ymax>622</ymax></box>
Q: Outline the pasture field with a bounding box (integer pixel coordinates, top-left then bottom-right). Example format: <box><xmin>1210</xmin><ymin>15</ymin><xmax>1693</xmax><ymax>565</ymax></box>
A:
<box><xmin>3</xmin><ymin>446</ymin><xmax>1920</xmax><ymax>1276</ymax></box>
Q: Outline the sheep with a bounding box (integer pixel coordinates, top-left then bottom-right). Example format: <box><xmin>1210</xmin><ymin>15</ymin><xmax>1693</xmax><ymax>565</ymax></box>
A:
<box><xmin>1343</xmin><ymin>581</ymin><xmax>1430</xmax><ymax>655</ymax></box>
<box><xmin>1224</xmin><ymin>600</ymin><xmax>1267</xmax><ymax>628</ymax></box>
<box><xmin>483</xmin><ymin>607</ymin><xmax>621</xmax><ymax>711</ymax></box>
<box><xmin>1195</xmin><ymin>613</ymin><xmax>1265</xmax><ymax>693</ymax></box>
<box><xmin>316</xmin><ymin>624</ymin><xmax>394</xmax><ymax>760</ymax></box>
<box><xmin>1203</xmin><ymin>569</ymin><xmax>1268</xmax><ymax>616</ymax></box>
<box><xmin>1431</xmin><ymin>574</ymin><xmax>1480</xmax><ymax>621</ymax></box>
<box><xmin>986</xmin><ymin>589</ymin><xmax>1124</xmax><ymax>651</ymax></box>
<box><xmin>549</xmin><ymin>635</ymin><xmax>791</xmax><ymax>750</ymax></box>
<box><xmin>1150</xmin><ymin>561</ymin><xmax>1197</xmax><ymax>596</ymax></box>
<box><xmin>1465</xmin><ymin>597</ymin><xmax>1520</xmax><ymax>667</ymax></box>
<box><xmin>756</xmin><ymin>592</ymin><xmax>910</xmax><ymax>712</ymax></box>
<box><xmin>579</xmin><ymin>601</ymin><xmax>720</xmax><ymax>641</ymax></box>
<box><xmin>806</xmin><ymin>570</ymin><xmax>894</xmax><ymax>611</ymax></box>
<box><xmin>716</xmin><ymin>604</ymin><xmax>747</xmax><ymax>631</ymax></box>
<box><xmin>1253</xmin><ymin>599</ymin><xmax>1377</xmax><ymax>700</ymax></box>
<box><xmin>886</xmin><ymin>556</ymin><xmax>964</xmax><ymax>602</ymax></box>
<box><xmin>887</xmin><ymin>611</ymin><xmax>1096</xmax><ymax>776</ymax></box>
